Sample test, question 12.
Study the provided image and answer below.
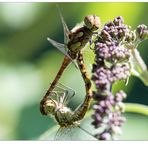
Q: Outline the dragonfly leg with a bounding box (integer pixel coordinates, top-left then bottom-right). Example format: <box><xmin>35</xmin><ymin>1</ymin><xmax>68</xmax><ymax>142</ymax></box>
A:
<box><xmin>58</xmin><ymin>83</ymin><xmax>76</xmax><ymax>102</ymax></box>
<box><xmin>62</xmin><ymin>90</ymin><xmax>68</xmax><ymax>104</ymax></box>
<box><xmin>56</xmin><ymin>90</ymin><xmax>68</xmax><ymax>104</ymax></box>
<box><xmin>51</xmin><ymin>91</ymin><xmax>61</xmax><ymax>102</ymax></box>
<box><xmin>48</xmin><ymin>82</ymin><xmax>75</xmax><ymax>104</ymax></box>
<box><xmin>50</xmin><ymin>90</ymin><xmax>68</xmax><ymax>104</ymax></box>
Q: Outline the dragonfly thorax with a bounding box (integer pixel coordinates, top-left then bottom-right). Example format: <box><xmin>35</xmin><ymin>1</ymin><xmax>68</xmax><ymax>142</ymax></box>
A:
<box><xmin>67</xmin><ymin>15</ymin><xmax>100</xmax><ymax>57</ymax></box>
<box><xmin>68</xmin><ymin>27</ymin><xmax>93</xmax><ymax>55</ymax></box>
<box><xmin>55</xmin><ymin>105</ymin><xmax>79</xmax><ymax>127</ymax></box>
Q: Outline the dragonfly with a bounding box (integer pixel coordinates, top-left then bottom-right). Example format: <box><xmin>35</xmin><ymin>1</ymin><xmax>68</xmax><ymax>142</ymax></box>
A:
<box><xmin>41</xmin><ymin>82</ymin><xmax>97</xmax><ymax>140</ymax></box>
<box><xmin>40</xmin><ymin>7</ymin><xmax>101</xmax><ymax>115</ymax></box>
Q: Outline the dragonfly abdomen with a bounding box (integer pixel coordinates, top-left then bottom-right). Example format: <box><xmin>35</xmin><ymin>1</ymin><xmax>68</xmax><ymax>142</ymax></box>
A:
<box><xmin>77</xmin><ymin>51</ymin><xmax>92</xmax><ymax>97</ymax></box>
<box><xmin>71</xmin><ymin>51</ymin><xmax>92</xmax><ymax>121</ymax></box>
<box><xmin>72</xmin><ymin>94</ymin><xmax>91</xmax><ymax>122</ymax></box>
<box><xmin>77</xmin><ymin>52</ymin><xmax>92</xmax><ymax>91</ymax></box>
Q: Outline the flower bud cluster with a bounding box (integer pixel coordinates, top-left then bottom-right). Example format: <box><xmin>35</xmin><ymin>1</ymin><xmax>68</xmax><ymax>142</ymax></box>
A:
<box><xmin>91</xmin><ymin>16</ymin><xmax>131</xmax><ymax>140</ymax></box>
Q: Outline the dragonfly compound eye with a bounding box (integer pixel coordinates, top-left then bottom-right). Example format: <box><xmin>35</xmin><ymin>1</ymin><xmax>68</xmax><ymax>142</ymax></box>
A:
<box><xmin>44</xmin><ymin>99</ymin><xmax>57</xmax><ymax>115</ymax></box>
<box><xmin>84</xmin><ymin>15</ymin><xmax>101</xmax><ymax>31</ymax></box>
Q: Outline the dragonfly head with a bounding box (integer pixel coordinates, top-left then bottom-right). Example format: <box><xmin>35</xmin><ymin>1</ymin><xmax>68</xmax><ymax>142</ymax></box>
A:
<box><xmin>84</xmin><ymin>15</ymin><xmax>101</xmax><ymax>31</ymax></box>
<box><xmin>43</xmin><ymin>99</ymin><xmax>58</xmax><ymax>116</ymax></box>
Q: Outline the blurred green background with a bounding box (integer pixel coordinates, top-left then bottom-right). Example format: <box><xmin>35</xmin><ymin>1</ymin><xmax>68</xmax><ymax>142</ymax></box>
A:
<box><xmin>0</xmin><ymin>2</ymin><xmax>147</xmax><ymax>140</ymax></box>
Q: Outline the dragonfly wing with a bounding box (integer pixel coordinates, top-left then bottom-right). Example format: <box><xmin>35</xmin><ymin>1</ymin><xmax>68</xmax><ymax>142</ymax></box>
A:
<box><xmin>57</xmin><ymin>5</ymin><xmax>70</xmax><ymax>44</ymax></box>
<box><xmin>54</xmin><ymin>127</ymin><xmax>73</xmax><ymax>140</ymax></box>
<box><xmin>47</xmin><ymin>37</ymin><xmax>79</xmax><ymax>69</ymax></box>
<box><xmin>56</xmin><ymin>83</ymin><xmax>76</xmax><ymax>105</ymax></box>
<box><xmin>57</xmin><ymin>7</ymin><xmax>80</xmax><ymax>70</ymax></box>
<box><xmin>55</xmin><ymin>125</ymin><xmax>97</xmax><ymax>140</ymax></box>
<box><xmin>47</xmin><ymin>37</ymin><xmax>71</xmax><ymax>59</ymax></box>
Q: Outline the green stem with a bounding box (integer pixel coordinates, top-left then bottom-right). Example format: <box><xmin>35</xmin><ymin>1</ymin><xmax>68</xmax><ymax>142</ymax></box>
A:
<box><xmin>131</xmin><ymin>48</ymin><xmax>148</xmax><ymax>86</ymax></box>
<box><xmin>125</xmin><ymin>103</ymin><xmax>148</xmax><ymax>116</ymax></box>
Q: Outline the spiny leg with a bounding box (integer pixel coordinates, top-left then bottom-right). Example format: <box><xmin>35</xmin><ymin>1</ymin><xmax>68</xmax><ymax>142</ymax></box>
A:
<box><xmin>45</xmin><ymin>85</ymin><xmax>68</xmax><ymax>104</ymax></box>
<box><xmin>49</xmin><ymin>82</ymin><xmax>70</xmax><ymax>104</ymax></box>
<box><xmin>57</xmin><ymin>90</ymin><xmax>68</xmax><ymax>104</ymax></box>
<box><xmin>50</xmin><ymin>90</ymin><xmax>65</xmax><ymax>104</ymax></box>
<box><xmin>51</xmin><ymin>82</ymin><xmax>76</xmax><ymax>104</ymax></box>
<box><xmin>58</xmin><ymin>83</ymin><xmax>76</xmax><ymax>105</ymax></box>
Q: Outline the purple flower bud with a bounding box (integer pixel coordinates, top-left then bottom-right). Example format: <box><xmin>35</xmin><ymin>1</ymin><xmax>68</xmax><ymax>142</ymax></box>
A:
<box><xmin>99</xmin><ymin>132</ymin><xmax>111</xmax><ymax>140</ymax></box>
<box><xmin>113</xmin><ymin>16</ymin><xmax>124</xmax><ymax>26</ymax></box>
<box><xmin>91</xmin><ymin>16</ymin><xmax>132</xmax><ymax>140</ymax></box>
<box><xmin>137</xmin><ymin>24</ymin><xmax>148</xmax><ymax>40</ymax></box>
<box><xmin>115</xmin><ymin>90</ymin><xmax>127</xmax><ymax>102</ymax></box>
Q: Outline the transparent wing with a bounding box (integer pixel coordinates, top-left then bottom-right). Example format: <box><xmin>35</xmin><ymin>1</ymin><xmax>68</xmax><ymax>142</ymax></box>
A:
<box><xmin>47</xmin><ymin>37</ymin><xmax>69</xmax><ymax>57</ymax></box>
<box><xmin>54</xmin><ymin>125</ymin><xmax>97</xmax><ymax>140</ymax></box>
<box><xmin>47</xmin><ymin>37</ymin><xmax>79</xmax><ymax>69</ymax></box>
<box><xmin>56</xmin><ymin>5</ymin><xmax>70</xmax><ymax>45</ymax></box>
<box><xmin>54</xmin><ymin>127</ymin><xmax>73</xmax><ymax>140</ymax></box>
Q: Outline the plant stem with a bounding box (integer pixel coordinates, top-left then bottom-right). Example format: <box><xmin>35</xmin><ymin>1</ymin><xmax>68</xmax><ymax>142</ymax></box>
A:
<box><xmin>131</xmin><ymin>48</ymin><xmax>148</xmax><ymax>86</ymax></box>
<box><xmin>125</xmin><ymin>103</ymin><xmax>148</xmax><ymax>116</ymax></box>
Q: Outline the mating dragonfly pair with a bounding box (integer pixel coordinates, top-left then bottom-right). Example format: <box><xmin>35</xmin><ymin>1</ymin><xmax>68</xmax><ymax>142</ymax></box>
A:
<box><xmin>40</xmin><ymin>6</ymin><xmax>100</xmax><ymax>140</ymax></box>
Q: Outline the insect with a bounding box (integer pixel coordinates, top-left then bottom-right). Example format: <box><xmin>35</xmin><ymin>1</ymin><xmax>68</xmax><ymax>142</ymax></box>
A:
<box><xmin>40</xmin><ymin>42</ymin><xmax>95</xmax><ymax>140</ymax></box>
<box><xmin>40</xmin><ymin>7</ymin><xmax>101</xmax><ymax>115</ymax></box>
<box><xmin>41</xmin><ymin>47</ymin><xmax>95</xmax><ymax>140</ymax></box>
<box><xmin>41</xmin><ymin>82</ymin><xmax>97</xmax><ymax>140</ymax></box>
